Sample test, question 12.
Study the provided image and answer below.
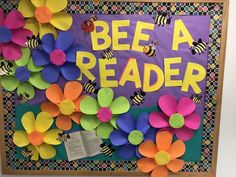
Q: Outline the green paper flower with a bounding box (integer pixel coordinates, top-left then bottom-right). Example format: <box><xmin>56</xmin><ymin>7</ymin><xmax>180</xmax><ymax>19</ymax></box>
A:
<box><xmin>0</xmin><ymin>48</ymin><xmax>50</xmax><ymax>102</ymax></box>
<box><xmin>80</xmin><ymin>88</ymin><xmax>130</xmax><ymax>139</ymax></box>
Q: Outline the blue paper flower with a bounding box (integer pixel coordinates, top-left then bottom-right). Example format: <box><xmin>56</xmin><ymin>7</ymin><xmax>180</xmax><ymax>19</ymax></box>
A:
<box><xmin>32</xmin><ymin>32</ymin><xmax>82</xmax><ymax>83</ymax></box>
<box><xmin>109</xmin><ymin>112</ymin><xmax>157</xmax><ymax>159</ymax></box>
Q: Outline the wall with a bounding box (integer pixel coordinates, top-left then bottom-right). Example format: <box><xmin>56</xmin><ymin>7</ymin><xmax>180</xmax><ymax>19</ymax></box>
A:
<box><xmin>1</xmin><ymin>0</ymin><xmax>236</xmax><ymax>177</ymax></box>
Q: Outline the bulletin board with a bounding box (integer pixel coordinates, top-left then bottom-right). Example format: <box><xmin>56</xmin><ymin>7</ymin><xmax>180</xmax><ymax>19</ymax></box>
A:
<box><xmin>0</xmin><ymin>0</ymin><xmax>228</xmax><ymax>177</ymax></box>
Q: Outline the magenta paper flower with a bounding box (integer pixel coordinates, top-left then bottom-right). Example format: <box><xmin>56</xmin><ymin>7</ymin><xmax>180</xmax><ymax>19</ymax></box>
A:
<box><xmin>0</xmin><ymin>9</ymin><xmax>32</xmax><ymax>61</ymax></box>
<box><xmin>149</xmin><ymin>95</ymin><xmax>201</xmax><ymax>141</ymax></box>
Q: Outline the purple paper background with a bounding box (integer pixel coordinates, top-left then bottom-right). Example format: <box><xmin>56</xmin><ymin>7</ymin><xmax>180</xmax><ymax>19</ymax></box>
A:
<box><xmin>29</xmin><ymin>14</ymin><xmax>210</xmax><ymax>117</ymax></box>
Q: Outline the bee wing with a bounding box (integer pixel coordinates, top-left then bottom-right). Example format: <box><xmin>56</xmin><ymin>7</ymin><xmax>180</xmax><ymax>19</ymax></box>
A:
<box><xmin>193</xmin><ymin>42</ymin><xmax>198</xmax><ymax>46</ymax></box>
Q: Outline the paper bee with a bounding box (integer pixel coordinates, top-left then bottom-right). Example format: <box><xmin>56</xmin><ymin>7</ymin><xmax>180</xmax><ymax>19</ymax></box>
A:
<box><xmin>143</xmin><ymin>40</ymin><xmax>157</xmax><ymax>57</ymax></box>
<box><xmin>130</xmin><ymin>89</ymin><xmax>146</xmax><ymax>106</ymax></box>
<box><xmin>18</xmin><ymin>92</ymin><xmax>30</xmax><ymax>104</ymax></box>
<box><xmin>21</xmin><ymin>148</ymin><xmax>33</xmax><ymax>159</ymax></box>
<box><xmin>190</xmin><ymin>38</ymin><xmax>208</xmax><ymax>55</ymax></box>
<box><xmin>100</xmin><ymin>143</ymin><xmax>115</xmax><ymax>157</ymax></box>
<box><xmin>191</xmin><ymin>94</ymin><xmax>202</xmax><ymax>104</ymax></box>
<box><xmin>101</xmin><ymin>47</ymin><xmax>114</xmax><ymax>60</ymax></box>
<box><xmin>83</xmin><ymin>80</ymin><xmax>100</xmax><ymax>94</ymax></box>
<box><xmin>57</xmin><ymin>133</ymin><xmax>70</xmax><ymax>143</ymax></box>
<box><xmin>153</xmin><ymin>12</ymin><xmax>172</xmax><ymax>26</ymax></box>
<box><xmin>25</xmin><ymin>35</ymin><xmax>41</xmax><ymax>49</ymax></box>
<box><xmin>0</xmin><ymin>59</ymin><xmax>14</xmax><ymax>76</ymax></box>
<box><xmin>81</xmin><ymin>15</ymin><xmax>97</xmax><ymax>37</ymax></box>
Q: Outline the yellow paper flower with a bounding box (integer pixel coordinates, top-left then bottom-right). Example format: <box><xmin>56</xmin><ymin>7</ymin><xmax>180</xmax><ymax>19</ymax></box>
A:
<box><xmin>18</xmin><ymin>0</ymin><xmax>73</xmax><ymax>38</ymax></box>
<box><xmin>13</xmin><ymin>111</ymin><xmax>63</xmax><ymax>161</ymax></box>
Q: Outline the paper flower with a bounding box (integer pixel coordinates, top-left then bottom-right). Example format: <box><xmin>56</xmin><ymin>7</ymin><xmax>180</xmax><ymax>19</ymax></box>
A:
<box><xmin>13</xmin><ymin>111</ymin><xmax>63</xmax><ymax>160</ymax></box>
<box><xmin>80</xmin><ymin>88</ymin><xmax>130</xmax><ymax>139</ymax></box>
<box><xmin>0</xmin><ymin>8</ymin><xmax>32</xmax><ymax>61</ymax></box>
<box><xmin>41</xmin><ymin>81</ymin><xmax>85</xmax><ymax>131</ymax></box>
<box><xmin>0</xmin><ymin>48</ymin><xmax>50</xmax><ymax>101</ymax></box>
<box><xmin>149</xmin><ymin>95</ymin><xmax>201</xmax><ymax>141</ymax></box>
<box><xmin>32</xmin><ymin>32</ymin><xmax>81</xmax><ymax>83</ymax></box>
<box><xmin>18</xmin><ymin>0</ymin><xmax>73</xmax><ymax>38</ymax></box>
<box><xmin>109</xmin><ymin>112</ymin><xmax>157</xmax><ymax>159</ymax></box>
<box><xmin>137</xmin><ymin>131</ymin><xmax>185</xmax><ymax>177</ymax></box>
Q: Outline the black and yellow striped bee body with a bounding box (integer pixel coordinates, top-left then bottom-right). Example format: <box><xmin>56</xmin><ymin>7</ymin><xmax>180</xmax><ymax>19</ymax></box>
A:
<box><xmin>191</xmin><ymin>38</ymin><xmax>207</xmax><ymax>55</ymax></box>
<box><xmin>130</xmin><ymin>89</ymin><xmax>146</xmax><ymax>106</ymax></box>
<box><xmin>100</xmin><ymin>143</ymin><xmax>115</xmax><ymax>157</ymax></box>
<box><xmin>191</xmin><ymin>94</ymin><xmax>202</xmax><ymax>104</ymax></box>
<box><xmin>18</xmin><ymin>92</ymin><xmax>30</xmax><ymax>104</ymax></box>
<box><xmin>143</xmin><ymin>40</ymin><xmax>157</xmax><ymax>57</ymax></box>
<box><xmin>101</xmin><ymin>48</ymin><xmax>114</xmax><ymax>60</ymax></box>
<box><xmin>86</xmin><ymin>15</ymin><xmax>97</xmax><ymax>26</ymax></box>
<box><xmin>57</xmin><ymin>133</ymin><xmax>70</xmax><ymax>143</ymax></box>
<box><xmin>153</xmin><ymin>12</ymin><xmax>171</xmax><ymax>26</ymax></box>
<box><xmin>83</xmin><ymin>80</ymin><xmax>100</xmax><ymax>94</ymax></box>
<box><xmin>25</xmin><ymin>35</ymin><xmax>41</xmax><ymax>49</ymax></box>
<box><xmin>21</xmin><ymin>149</ymin><xmax>33</xmax><ymax>159</ymax></box>
<box><xmin>0</xmin><ymin>59</ymin><xmax>14</xmax><ymax>76</ymax></box>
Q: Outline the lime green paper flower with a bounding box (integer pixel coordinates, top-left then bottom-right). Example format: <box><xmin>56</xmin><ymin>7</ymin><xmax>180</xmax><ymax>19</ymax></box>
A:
<box><xmin>80</xmin><ymin>88</ymin><xmax>130</xmax><ymax>139</ymax></box>
<box><xmin>0</xmin><ymin>48</ymin><xmax>50</xmax><ymax>101</ymax></box>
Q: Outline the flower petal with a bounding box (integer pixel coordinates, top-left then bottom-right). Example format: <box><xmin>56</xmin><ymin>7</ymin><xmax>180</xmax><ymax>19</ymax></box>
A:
<box><xmin>27</xmin><ymin>145</ymin><xmax>39</xmax><ymax>161</ymax></box>
<box><xmin>167</xmin><ymin>159</ymin><xmax>184</xmax><ymax>173</ymax></box>
<box><xmin>18</xmin><ymin>0</ymin><xmax>35</xmax><ymax>18</ymax></box>
<box><xmin>27</xmin><ymin>57</ymin><xmax>43</xmax><ymax>72</ymax></box>
<box><xmin>117</xmin><ymin>112</ymin><xmax>135</xmax><ymax>133</ymax></box>
<box><xmin>97</xmin><ymin>88</ymin><xmax>114</xmax><ymax>107</ymax></box>
<box><xmin>65</xmin><ymin>44</ymin><xmax>83</xmax><ymax>62</ymax></box>
<box><xmin>39</xmin><ymin>23</ymin><xmax>57</xmax><ymax>39</ymax></box>
<box><xmin>168</xmin><ymin>140</ymin><xmax>186</xmax><ymax>160</ymax></box>
<box><xmin>74</xmin><ymin>95</ymin><xmax>87</xmax><ymax>112</ymax></box>
<box><xmin>50</xmin><ymin>12</ymin><xmax>73</xmax><ymax>31</ymax></box>
<box><xmin>15</xmin><ymin>48</ymin><xmax>30</xmax><ymax>66</ymax></box>
<box><xmin>80</xmin><ymin>115</ymin><xmax>100</xmax><ymax>130</ymax></box>
<box><xmin>55</xmin><ymin>32</ymin><xmax>74</xmax><ymax>51</ymax></box>
<box><xmin>60</xmin><ymin>62</ymin><xmax>80</xmax><ymax>81</ymax></box>
<box><xmin>109</xmin><ymin>129</ymin><xmax>128</xmax><ymax>146</ymax></box>
<box><xmin>138</xmin><ymin>141</ymin><xmax>158</xmax><ymax>158</ymax></box>
<box><xmin>117</xmin><ymin>144</ymin><xmax>135</xmax><ymax>159</ymax></box>
<box><xmin>41</xmin><ymin>102</ymin><xmax>60</xmax><ymax>117</ymax></box>
<box><xmin>96</xmin><ymin>123</ymin><xmax>114</xmax><ymax>139</ymax></box>
<box><xmin>144</xmin><ymin>129</ymin><xmax>157</xmax><ymax>142</ymax></box>
<box><xmin>45</xmin><ymin>83</ymin><xmax>63</xmax><ymax>104</ymax></box>
<box><xmin>21</xmin><ymin>111</ymin><xmax>36</xmax><ymax>133</ymax></box>
<box><xmin>37</xmin><ymin>143</ymin><xmax>56</xmax><ymax>159</ymax></box>
<box><xmin>184</xmin><ymin>113</ymin><xmax>201</xmax><ymax>130</ymax></box>
<box><xmin>175</xmin><ymin>126</ymin><xmax>194</xmax><ymax>141</ymax></box>
<box><xmin>35</xmin><ymin>112</ymin><xmax>53</xmax><ymax>132</ymax></box>
<box><xmin>24</xmin><ymin>18</ymin><xmax>39</xmax><ymax>36</ymax></box>
<box><xmin>41</xmin><ymin>33</ymin><xmax>55</xmax><ymax>53</ymax></box>
<box><xmin>16</xmin><ymin>82</ymin><xmax>35</xmax><ymax>99</ymax></box>
<box><xmin>11</xmin><ymin>28</ymin><xmax>32</xmax><ymax>46</ymax></box>
<box><xmin>0</xmin><ymin>75</ymin><xmax>19</xmax><ymax>91</ymax></box>
<box><xmin>109</xmin><ymin>96</ymin><xmax>130</xmax><ymax>114</ymax></box>
<box><xmin>29</xmin><ymin>72</ymin><xmax>51</xmax><ymax>90</ymax></box>
<box><xmin>149</xmin><ymin>112</ymin><xmax>169</xmax><ymax>128</ymax></box>
<box><xmin>64</xmin><ymin>81</ymin><xmax>82</xmax><ymax>101</ymax></box>
<box><xmin>80</xmin><ymin>96</ymin><xmax>99</xmax><ymax>115</ymax></box>
<box><xmin>32</xmin><ymin>49</ymin><xmax>50</xmax><ymax>66</ymax></box>
<box><xmin>56</xmin><ymin>115</ymin><xmax>72</xmax><ymax>131</ymax></box>
<box><xmin>156</xmin><ymin>131</ymin><xmax>172</xmax><ymax>151</ymax></box>
<box><xmin>137</xmin><ymin>158</ymin><xmax>157</xmax><ymax>173</ymax></box>
<box><xmin>4</xmin><ymin>9</ymin><xmax>25</xmax><ymax>29</ymax></box>
<box><xmin>42</xmin><ymin>64</ymin><xmax>60</xmax><ymax>83</ymax></box>
<box><xmin>136</xmin><ymin>112</ymin><xmax>150</xmax><ymax>133</ymax></box>
<box><xmin>151</xmin><ymin>166</ymin><xmax>168</xmax><ymax>177</ymax></box>
<box><xmin>158</xmin><ymin>95</ymin><xmax>177</xmax><ymax>116</ymax></box>
<box><xmin>31</xmin><ymin>0</ymin><xmax>46</xmax><ymax>7</ymax></box>
<box><xmin>43</xmin><ymin>129</ymin><xmax>63</xmax><ymax>145</ymax></box>
<box><xmin>13</xmin><ymin>130</ymin><xmax>29</xmax><ymax>147</ymax></box>
<box><xmin>46</xmin><ymin>0</ymin><xmax>67</xmax><ymax>12</ymax></box>
<box><xmin>0</xmin><ymin>9</ymin><xmax>4</xmax><ymax>26</ymax></box>
<box><xmin>110</xmin><ymin>115</ymin><xmax>118</xmax><ymax>129</ymax></box>
<box><xmin>2</xmin><ymin>42</ymin><xmax>22</xmax><ymax>61</ymax></box>
<box><xmin>69</xmin><ymin>112</ymin><xmax>83</xmax><ymax>124</ymax></box>
<box><xmin>177</xmin><ymin>97</ymin><xmax>196</xmax><ymax>116</ymax></box>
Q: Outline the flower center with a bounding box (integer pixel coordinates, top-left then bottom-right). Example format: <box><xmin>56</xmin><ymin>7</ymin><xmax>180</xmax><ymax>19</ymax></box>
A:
<box><xmin>28</xmin><ymin>131</ymin><xmax>44</xmax><ymax>146</ymax></box>
<box><xmin>128</xmin><ymin>130</ymin><xmax>144</xmax><ymax>145</ymax></box>
<box><xmin>154</xmin><ymin>151</ymin><xmax>170</xmax><ymax>165</ymax></box>
<box><xmin>97</xmin><ymin>107</ymin><xmax>112</xmax><ymax>122</ymax></box>
<box><xmin>59</xmin><ymin>99</ymin><xmax>75</xmax><ymax>115</ymax></box>
<box><xmin>50</xmin><ymin>49</ymin><xmax>66</xmax><ymax>66</ymax></box>
<box><xmin>169</xmin><ymin>113</ymin><xmax>184</xmax><ymax>129</ymax></box>
<box><xmin>0</xmin><ymin>26</ymin><xmax>12</xmax><ymax>43</ymax></box>
<box><xmin>35</xmin><ymin>6</ymin><xmax>52</xmax><ymax>24</ymax></box>
<box><xmin>14</xmin><ymin>66</ymin><xmax>31</xmax><ymax>82</ymax></box>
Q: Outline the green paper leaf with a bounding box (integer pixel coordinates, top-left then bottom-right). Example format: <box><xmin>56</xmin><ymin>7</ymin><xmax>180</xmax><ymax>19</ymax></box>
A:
<box><xmin>15</xmin><ymin>48</ymin><xmax>30</xmax><ymax>66</ymax></box>
<box><xmin>97</xmin><ymin>88</ymin><xmax>114</xmax><ymax>107</ymax></box>
<box><xmin>80</xmin><ymin>115</ymin><xmax>100</xmax><ymax>131</ymax></box>
<box><xmin>80</xmin><ymin>96</ymin><xmax>99</xmax><ymax>115</ymax></box>
<box><xmin>17</xmin><ymin>82</ymin><xmax>35</xmax><ymax>99</ymax></box>
<box><xmin>0</xmin><ymin>75</ymin><xmax>19</xmax><ymax>91</ymax></box>
<box><xmin>96</xmin><ymin>123</ymin><xmax>114</xmax><ymax>139</ymax></box>
<box><xmin>29</xmin><ymin>72</ymin><xmax>50</xmax><ymax>90</ymax></box>
<box><xmin>110</xmin><ymin>115</ymin><xmax>118</xmax><ymax>129</ymax></box>
<box><xmin>27</xmin><ymin>57</ymin><xmax>43</xmax><ymax>72</ymax></box>
<box><xmin>109</xmin><ymin>96</ymin><xmax>130</xmax><ymax>114</ymax></box>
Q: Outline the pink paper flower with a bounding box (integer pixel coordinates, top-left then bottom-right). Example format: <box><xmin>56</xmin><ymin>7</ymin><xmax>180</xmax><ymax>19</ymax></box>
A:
<box><xmin>0</xmin><ymin>9</ymin><xmax>32</xmax><ymax>61</ymax></box>
<box><xmin>149</xmin><ymin>95</ymin><xmax>201</xmax><ymax>141</ymax></box>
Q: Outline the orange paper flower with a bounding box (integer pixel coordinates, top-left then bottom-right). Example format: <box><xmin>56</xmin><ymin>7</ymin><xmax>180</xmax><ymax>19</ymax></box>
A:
<box><xmin>41</xmin><ymin>81</ymin><xmax>85</xmax><ymax>131</ymax></box>
<box><xmin>137</xmin><ymin>131</ymin><xmax>186</xmax><ymax>177</ymax></box>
